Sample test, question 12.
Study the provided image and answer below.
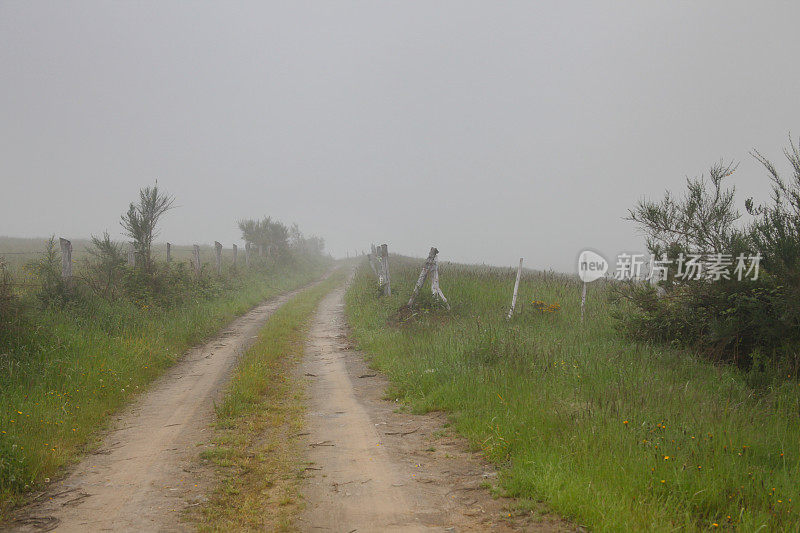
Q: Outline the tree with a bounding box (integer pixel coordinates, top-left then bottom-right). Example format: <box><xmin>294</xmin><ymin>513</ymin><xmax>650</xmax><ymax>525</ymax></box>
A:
<box><xmin>748</xmin><ymin>136</ymin><xmax>800</xmax><ymax>284</ymax></box>
<box><xmin>626</xmin><ymin>161</ymin><xmax>743</xmax><ymax>260</ymax></box>
<box><xmin>237</xmin><ymin>217</ymin><xmax>289</xmax><ymax>255</ymax></box>
<box><xmin>120</xmin><ymin>184</ymin><xmax>174</xmax><ymax>271</ymax></box>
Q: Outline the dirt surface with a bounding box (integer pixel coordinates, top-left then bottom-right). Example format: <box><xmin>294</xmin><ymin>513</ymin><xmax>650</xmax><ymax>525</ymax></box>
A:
<box><xmin>8</xmin><ymin>278</ymin><xmax>327</xmax><ymax>533</ymax></box>
<box><xmin>299</xmin><ymin>284</ymin><xmax>574</xmax><ymax>532</ymax></box>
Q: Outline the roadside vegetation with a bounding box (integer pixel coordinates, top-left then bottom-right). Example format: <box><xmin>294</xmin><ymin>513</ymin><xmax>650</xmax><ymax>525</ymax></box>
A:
<box><xmin>623</xmin><ymin>138</ymin><xmax>800</xmax><ymax>373</ymax></box>
<box><xmin>192</xmin><ymin>268</ymin><xmax>347</xmax><ymax>532</ymax></box>
<box><xmin>345</xmin><ymin>258</ymin><xmax>799</xmax><ymax>531</ymax></box>
<box><xmin>0</xmin><ymin>185</ymin><xmax>330</xmax><ymax>516</ymax></box>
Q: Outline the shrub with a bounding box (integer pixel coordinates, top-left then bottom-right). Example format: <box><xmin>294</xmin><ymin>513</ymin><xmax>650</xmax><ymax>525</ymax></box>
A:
<box><xmin>621</xmin><ymin>139</ymin><xmax>800</xmax><ymax>373</ymax></box>
<box><xmin>26</xmin><ymin>237</ymin><xmax>70</xmax><ymax>307</ymax></box>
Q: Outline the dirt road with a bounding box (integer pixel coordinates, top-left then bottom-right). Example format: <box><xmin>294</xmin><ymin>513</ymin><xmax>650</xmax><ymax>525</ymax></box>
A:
<box><xmin>299</xmin><ymin>284</ymin><xmax>570</xmax><ymax>532</ymax></box>
<box><xmin>10</xmin><ymin>279</ymin><xmax>326</xmax><ymax>532</ymax></box>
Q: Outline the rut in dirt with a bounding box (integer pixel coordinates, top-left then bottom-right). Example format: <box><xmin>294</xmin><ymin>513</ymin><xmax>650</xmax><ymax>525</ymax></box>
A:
<box><xmin>299</xmin><ymin>284</ymin><xmax>570</xmax><ymax>532</ymax></box>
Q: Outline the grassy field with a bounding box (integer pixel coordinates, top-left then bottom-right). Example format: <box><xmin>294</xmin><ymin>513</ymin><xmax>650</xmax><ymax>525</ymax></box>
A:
<box><xmin>0</xmin><ymin>248</ymin><xmax>330</xmax><ymax>516</ymax></box>
<box><xmin>345</xmin><ymin>257</ymin><xmax>800</xmax><ymax>532</ymax></box>
<box><xmin>192</xmin><ymin>267</ymin><xmax>347</xmax><ymax>532</ymax></box>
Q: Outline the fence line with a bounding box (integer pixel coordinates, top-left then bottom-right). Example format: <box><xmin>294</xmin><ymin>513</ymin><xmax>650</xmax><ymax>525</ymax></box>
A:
<box><xmin>1</xmin><ymin>238</ymin><xmax>274</xmax><ymax>290</ymax></box>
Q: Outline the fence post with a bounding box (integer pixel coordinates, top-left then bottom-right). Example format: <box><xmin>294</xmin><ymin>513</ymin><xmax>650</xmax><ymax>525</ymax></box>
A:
<box><xmin>166</xmin><ymin>242</ymin><xmax>172</xmax><ymax>263</ymax></box>
<box><xmin>367</xmin><ymin>244</ymin><xmax>379</xmax><ymax>277</ymax></box>
<box><xmin>214</xmin><ymin>241</ymin><xmax>223</xmax><ymax>275</ymax></box>
<box><xmin>192</xmin><ymin>245</ymin><xmax>201</xmax><ymax>275</ymax></box>
<box><xmin>408</xmin><ymin>247</ymin><xmax>438</xmax><ymax>307</ymax></box>
<box><xmin>379</xmin><ymin>243</ymin><xmax>391</xmax><ymax>296</ymax></box>
<box><xmin>59</xmin><ymin>238</ymin><xmax>72</xmax><ymax>284</ymax></box>
<box><xmin>127</xmin><ymin>243</ymin><xmax>135</xmax><ymax>268</ymax></box>
<box><xmin>368</xmin><ymin>252</ymin><xmax>379</xmax><ymax>277</ymax></box>
<box><xmin>232</xmin><ymin>244</ymin><xmax>238</xmax><ymax>267</ymax></box>
<box><xmin>245</xmin><ymin>242</ymin><xmax>250</xmax><ymax>267</ymax></box>
<box><xmin>429</xmin><ymin>255</ymin><xmax>450</xmax><ymax>310</ymax></box>
<box><xmin>258</xmin><ymin>244</ymin><xmax>263</xmax><ymax>258</ymax></box>
<box><xmin>507</xmin><ymin>258</ymin><xmax>523</xmax><ymax>319</ymax></box>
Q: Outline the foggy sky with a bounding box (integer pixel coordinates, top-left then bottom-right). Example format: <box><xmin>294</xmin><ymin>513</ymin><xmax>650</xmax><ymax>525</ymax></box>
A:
<box><xmin>2</xmin><ymin>2</ymin><xmax>800</xmax><ymax>271</ymax></box>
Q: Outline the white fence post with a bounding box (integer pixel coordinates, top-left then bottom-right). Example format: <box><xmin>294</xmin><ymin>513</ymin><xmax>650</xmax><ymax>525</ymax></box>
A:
<box><xmin>429</xmin><ymin>256</ymin><xmax>450</xmax><ymax>310</ymax></box>
<box><xmin>379</xmin><ymin>243</ymin><xmax>391</xmax><ymax>296</ymax></box>
<box><xmin>507</xmin><ymin>258</ymin><xmax>523</xmax><ymax>319</ymax></box>
<box><xmin>408</xmin><ymin>247</ymin><xmax>438</xmax><ymax>307</ymax></box>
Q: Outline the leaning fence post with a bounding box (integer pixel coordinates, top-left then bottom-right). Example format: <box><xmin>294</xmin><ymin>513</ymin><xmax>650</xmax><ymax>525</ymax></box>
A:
<box><xmin>166</xmin><ymin>242</ymin><xmax>172</xmax><ymax>263</ymax></box>
<box><xmin>408</xmin><ymin>247</ymin><xmax>438</xmax><ymax>307</ymax></box>
<box><xmin>507</xmin><ymin>258</ymin><xmax>524</xmax><ymax>319</ymax></box>
<box><xmin>127</xmin><ymin>243</ymin><xmax>135</xmax><ymax>268</ymax></box>
<box><xmin>232</xmin><ymin>244</ymin><xmax>238</xmax><ymax>267</ymax></box>
<box><xmin>192</xmin><ymin>245</ymin><xmax>201</xmax><ymax>275</ymax></box>
<box><xmin>59</xmin><ymin>238</ymin><xmax>72</xmax><ymax>284</ymax></box>
<box><xmin>214</xmin><ymin>241</ymin><xmax>223</xmax><ymax>275</ymax></box>
<box><xmin>379</xmin><ymin>244</ymin><xmax>391</xmax><ymax>296</ymax></box>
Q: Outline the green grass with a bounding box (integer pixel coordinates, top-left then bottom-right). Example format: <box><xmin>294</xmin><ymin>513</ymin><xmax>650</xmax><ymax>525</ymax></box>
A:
<box><xmin>345</xmin><ymin>257</ymin><xmax>800</xmax><ymax>532</ymax></box>
<box><xmin>193</xmin><ymin>267</ymin><xmax>347</xmax><ymax>532</ymax></box>
<box><xmin>0</xmin><ymin>254</ymin><xmax>330</xmax><ymax>516</ymax></box>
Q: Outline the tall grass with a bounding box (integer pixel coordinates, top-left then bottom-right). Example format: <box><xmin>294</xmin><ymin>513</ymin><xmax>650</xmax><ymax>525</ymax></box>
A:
<box><xmin>345</xmin><ymin>257</ymin><xmax>800</xmax><ymax>531</ymax></box>
<box><xmin>0</xmin><ymin>254</ymin><xmax>329</xmax><ymax>514</ymax></box>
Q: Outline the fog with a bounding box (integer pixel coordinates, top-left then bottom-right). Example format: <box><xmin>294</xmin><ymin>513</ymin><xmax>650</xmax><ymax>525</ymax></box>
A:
<box><xmin>2</xmin><ymin>2</ymin><xmax>799</xmax><ymax>271</ymax></box>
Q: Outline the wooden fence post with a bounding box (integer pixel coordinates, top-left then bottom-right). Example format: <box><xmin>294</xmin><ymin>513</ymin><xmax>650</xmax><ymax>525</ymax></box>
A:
<box><xmin>59</xmin><ymin>238</ymin><xmax>72</xmax><ymax>284</ymax></box>
<box><xmin>507</xmin><ymin>258</ymin><xmax>523</xmax><ymax>319</ymax></box>
<box><xmin>232</xmin><ymin>244</ymin><xmax>238</xmax><ymax>267</ymax></box>
<box><xmin>379</xmin><ymin>244</ymin><xmax>391</xmax><ymax>296</ymax></box>
<box><xmin>408</xmin><ymin>247</ymin><xmax>438</xmax><ymax>307</ymax></box>
<box><xmin>368</xmin><ymin>252</ymin><xmax>379</xmax><ymax>277</ymax></box>
<box><xmin>245</xmin><ymin>242</ymin><xmax>251</xmax><ymax>267</ymax></box>
<box><xmin>429</xmin><ymin>255</ymin><xmax>450</xmax><ymax>310</ymax></box>
<box><xmin>367</xmin><ymin>244</ymin><xmax>379</xmax><ymax>277</ymax></box>
<box><xmin>214</xmin><ymin>241</ymin><xmax>223</xmax><ymax>275</ymax></box>
<box><xmin>127</xmin><ymin>243</ymin><xmax>135</xmax><ymax>267</ymax></box>
<box><xmin>258</xmin><ymin>244</ymin><xmax>264</xmax><ymax>258</ymax></box>
<box><xmin>166</xmin><ymin>242</ymin><xmax>172</xmax><ymax>263</ymax></box>
<box><xmin>403</xmin><ymin>248</ymin><xmax>450</xmax><ymax>309</ymax></box>
<box><xmin>192</xmin><ymin>245</ymin><xmax>201</xmax><ymax>275</ymax></box>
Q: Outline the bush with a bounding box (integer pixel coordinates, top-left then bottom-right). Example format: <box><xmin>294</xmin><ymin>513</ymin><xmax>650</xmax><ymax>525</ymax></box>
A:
<box><xmin>26</xmin><ymin>237</ymin><xmax>71</xmax><ymax>307</ymax></box>
<box><xmin>621</xmin><ymin>139</ymin><xmax>800</xmax><ymax>373</ymax></box>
